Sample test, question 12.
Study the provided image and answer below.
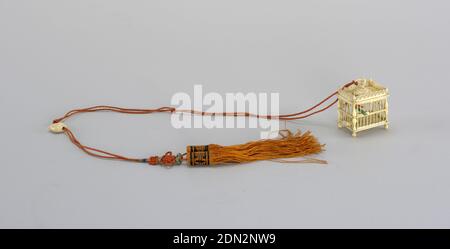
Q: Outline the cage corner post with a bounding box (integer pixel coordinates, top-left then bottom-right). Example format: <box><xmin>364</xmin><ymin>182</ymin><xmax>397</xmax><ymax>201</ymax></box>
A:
<box><xmin>337</xmin><ymin>99</ymin><xmax>343</xmax><ymax>128</ymax></box>
<box><xmin>351</xmin><ymin>100</ymin><xmax>357</xmax><ymax>137</ymax></box>
<box><xmin>384</xmin><ymin>98</ymin><xmax>389</xmax><ymax>129</ymax></box>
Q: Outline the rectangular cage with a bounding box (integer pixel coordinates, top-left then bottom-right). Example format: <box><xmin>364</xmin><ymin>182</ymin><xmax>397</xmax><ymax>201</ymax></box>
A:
<box><xmin>337</xmin><ymin>79</ymin><xmax>389</xmax><ymax>136</ymax></box>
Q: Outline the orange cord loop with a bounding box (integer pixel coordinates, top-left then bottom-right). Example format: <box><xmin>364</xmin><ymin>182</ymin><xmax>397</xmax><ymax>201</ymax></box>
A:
<box><xmin>52</xmin><ymin>81</ymin><xmax>356</xmax><ymax>165</ymax></box>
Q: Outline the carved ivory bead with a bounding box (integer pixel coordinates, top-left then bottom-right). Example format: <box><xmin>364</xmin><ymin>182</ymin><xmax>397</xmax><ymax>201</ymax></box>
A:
<box><xmin>49</xmin><ymin>122</ymin><xmax>67</xmax><ymax>133</ymax></box>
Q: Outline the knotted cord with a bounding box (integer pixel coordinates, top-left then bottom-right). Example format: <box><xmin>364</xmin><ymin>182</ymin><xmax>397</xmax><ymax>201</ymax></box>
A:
<box><xmin>51</xmin><ymin>81</ymin><xmax>356</xmax><ymax>165</ymax></box>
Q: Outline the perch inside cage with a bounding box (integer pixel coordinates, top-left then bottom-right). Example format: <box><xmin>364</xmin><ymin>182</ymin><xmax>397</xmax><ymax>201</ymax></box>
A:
<box><xmin>337</xmin><ymin>79</ymin><xmax>389</xmax><ymax>136</ymax></box>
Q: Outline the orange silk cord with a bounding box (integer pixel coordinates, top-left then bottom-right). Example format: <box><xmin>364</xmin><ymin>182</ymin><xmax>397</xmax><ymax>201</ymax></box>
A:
<box><xmin>52</xmin><ymin>81</ymin><xmax>356</xmax><ymax>165</ymax></box>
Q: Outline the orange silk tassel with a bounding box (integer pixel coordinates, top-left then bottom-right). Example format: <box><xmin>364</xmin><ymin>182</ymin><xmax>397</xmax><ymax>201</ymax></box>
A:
<box><xmin>187</xmin><ymin>130</ymin><xmax>325</xmax><ymax>166</ymax></box>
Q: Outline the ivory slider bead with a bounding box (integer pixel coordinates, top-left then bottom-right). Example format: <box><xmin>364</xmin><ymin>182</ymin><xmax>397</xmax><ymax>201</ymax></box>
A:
<box><xmin>49</xmin><ymin>122</ymin><xmax>67</xmax><ymax>133</ymax></box>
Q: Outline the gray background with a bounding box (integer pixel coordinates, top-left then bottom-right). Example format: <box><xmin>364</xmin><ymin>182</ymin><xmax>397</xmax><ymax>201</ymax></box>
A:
<box><xmin>1</xmin><ymin>0</ymin><xmax>449</xmax><ymax>228</ymax></box>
